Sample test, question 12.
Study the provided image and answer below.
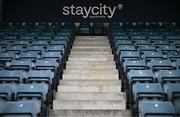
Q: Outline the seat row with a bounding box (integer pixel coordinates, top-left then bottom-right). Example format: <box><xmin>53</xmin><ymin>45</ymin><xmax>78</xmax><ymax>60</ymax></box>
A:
<box><xmin>109</xmin><ymin>22</ymin><xmax>180</xmax><ymax>117</ymax></box>
<box><xmin>0</xmin><ymin>22</ymin><xmax>74</xmax><ymax>116</ymax></box>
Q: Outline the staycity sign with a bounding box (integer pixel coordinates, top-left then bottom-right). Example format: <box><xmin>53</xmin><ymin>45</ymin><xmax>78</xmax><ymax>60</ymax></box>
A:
<box><xmin>62</xmin><ymin>3</ymin><xmax>123</xmax><ymax>19</ymax></box>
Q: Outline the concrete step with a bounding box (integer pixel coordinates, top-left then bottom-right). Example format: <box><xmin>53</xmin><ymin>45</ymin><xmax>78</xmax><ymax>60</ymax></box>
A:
<box><xmin>72</xmin><ymin>46</ymin><xmax>111</xmax><ymax>50</ymax></box>
<box><xmin>49</xmin><ymin>110</ymin><xmax>131</xmax><ymax>117</ymax></box>
<box><xmin>74</xmin><ymin>40</ymin><xmax>109</xmax><ymax>43</ymax></box>
<box><xmin>69</xmin><ymin>54</ymin><xmax>113</xmax><ymax>58</ymax></box>
<box><xmin>66</xmin><ymin>65</ymin><xmax>116</xmax><ymax>70</ymax></box>
<box><xmin>76</xmin><ymin>36</ymin><xmax>108</xmax><ymax>39</ymax></box>
<box><xmin>73</xmin><ymin>42</ymin><xmax>110</xmax><ymax>46</ymax></box>
<box><xmin>66</xmin><ymin>61</ymin><xmax>115</xmax><ymax>66</ymax></box>
<box><xmin>58</xmin><ymin>85</ymin><xmax>121</xmax><ymax>93</ymax></box>
<box><xmin>53</xmin><ymin>100</ymin><xmax>126</xmax><ymax>110</ymax></box>
<box><xmin>70</xmin><ymin>51</ymin><xmax>112</xmax><ymax>55</ymax></box>
<box><xmin>64</xmin><ymin>69</ymin><xmax>118</xmax><ymax>75</ymax></box>
<box><xmin>63</xmin><ymin>74</ymin><xmax>119</xmax><ymax>80</ymax></box>
<box><xmin>68</xmin><ymin>57</ymin><xmax>113</xmax><ymax>62</ymax></box>
<box><xmin>55</xmin><ymin>92</ymin><xmax>125</xmax><ymax>101</ymax></box>
<box><xmin>72</xmin><ymin>46</ymin><xmax>110</xmax><ymax>49</ymax></box>
<box><xmin>71</xmin><ymin>49</ymin><xmax>112</xmax><ymax>53</ymax></box>
<box><xmin>60</xmin><ymin>80</ymin><xmax>121</xmax><ymax>86</ymax></box>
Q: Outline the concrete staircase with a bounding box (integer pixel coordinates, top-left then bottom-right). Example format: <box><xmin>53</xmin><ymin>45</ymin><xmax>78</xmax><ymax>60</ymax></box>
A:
<box><xmin>50</xmin><ymin>36</ymin><xmax>131</xmax><ymax>117</ymax></box>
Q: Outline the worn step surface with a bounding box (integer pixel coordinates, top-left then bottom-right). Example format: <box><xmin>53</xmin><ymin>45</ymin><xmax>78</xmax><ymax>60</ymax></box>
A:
<box><xmin>66</xmin><ymin>65</ymin><xmax>116</xmax><ymax>70</ymax></box>
<box><xmin>50</xmin><ymin>110</ymin><xmax>131</xmax><ymax>117</ymax></box>
<box><xmin>55</xmin><ymin>92</ymin><xmax>125</xmax><ymax>101</ymax></box>
<box><xmin>58</xmin><ymin>85</ymin><xmax>121</xmax><ymax>93</ymax></box>
<box><xmin>70</xmin><ymin>51</ymin><xmax>112</xmax><ymax>55</ymax></box>
<box><xmin>64</xmin><ymin>69</ymin><xmax>118</xmax><ymax>75</ymax></box>
<box><xmin>60</xmin><ymin>80</ymin><xmax>121</xmax><ymax>86</ymax></box>
<box><xmin>62</xmin><ymin>74</ymin><xmax>119</xmax><ymax>80</ymax></box>
<box><xmin>53</xmin><ymin>100</ymin><xmax>126</xmax><ymax>110</ymax></box>
<box><xmin>66</xmin><ymin>61</ymin><xmax>115</xmax><ymax>66</ymax></box>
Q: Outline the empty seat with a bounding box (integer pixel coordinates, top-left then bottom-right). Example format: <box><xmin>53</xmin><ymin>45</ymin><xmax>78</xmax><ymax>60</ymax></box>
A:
<box><xmin>167</xmin><ymin>83</ymin><xmax>180</xmax><ymax>114</ymax></box>
<box><xmin>139</xmin><ymin>101</ymin><xmax>175</xmax><ymax>117</ymax></box>
<box><xmin>6</xmin><ymin>45</ymin><xmax>23</xmax><ymax>53</ymax></box>
<box><xmin>133</xmin><ymin>83</ymin><xmax>164</xmax><ymax>104</ymax></box>
<box><xmin>167</xmin><ymin>51</ymin><xmax>180</xmax><ymax>60</ymax></box>
<box><xmin>120</xmin><ymin>51</ymin><xmax>140</xmax><ymax>62</ymax></box>
<box><xmin>27</xmin><ymin>70</ymin><xmax>55</xmax><ymax>90</ymax></box>
<box><xmin>116</xmin><ymin>45</ymin><xmax>136</xmax><ymax>56</ymax></box>
<box><xmin>26</xmin><ymin>46</ymin><xmax>44</xmax><ymax>53</ymax></box>
<box><xmin>9</xmin><ymin>60</ymin><xmax>32</xmax><ymax>70</ymax></box>
<box><xmin>0</xmin><ymin>100</ymin><xmax>41</xmax><ymax>117</ymax></box>
<box><xmin>13</xmin><ymin>40</ymin><xmax>29</xmax><ymax>46</ymax></box>
<box><xmin>153</xmin><ymin>40</ymin><xmax>170</xmax><ymax>47</ymax></box>
<box><xmin>148</xmin><ymin>60</ymin><xmax>174</xmax><ymax>71</ymax></box>
<box><xmin>42</xmin><ymin>52</ymin><xmax>62</xmax><ymax>62</ymax></box>
<box><xmin>0</xmin><ymin>84</ymin><xmax>12</xmax><ymax>101</ymax></box>
<box><xmin>123</xmin><ymin>60</ymin><xmax>146</xmax><ymax>73</ymax></box>
<box><xmin>16</xmin><ymin>84</ymin><xmax>49</xmax><ymax>107</ymax></box>
<box><xmin>0</xmin><ymin>52</ymin><xmax>16</xmax><ymax>61</ymax></box>
<box><xmin>159</xmin><ymin>45</ymin><xmax>177</xmax><ymax>53</ymax></box>
<box><xmin>0</xmin><ymin>70</ymin><xmax>23</xmax><ymax>84</ymax></box>
<box><xmin>127</xmin><ymin>70</ymin><xmax>154</xmax><ymax>86</ymax></box>
<box><xmin>134</xmin><ymin>40</ymin><xmax>151</xmax><ymax>45</ymax></box>
<box><xmin>131</xmin><ymin>36</ymin><xmax>147</xmax><ymax>40</ymax></box>
<box><xmin>19</xmin><ymin>52</ymin><xmax>38</xmax><ymax>60</ymax></box>
<box><xmin>46</xmin><ymin>45</ymin><xmax>64</xmax><ymax>55</ymax></box>
<box><xmin>138</xmin><ymin>45</ymin><xmax>156</xmax><ymax>53</ymax></box>
<box><xmin>143</xmin><ymin>51</ymin><xmax>163</xmax><ymax>61</ymax></box>
<box><xmin>115</xmin><ymin>40</ymin><xmax>132</xmax><ymax>46</ymax></box>
<box><xmin>157</xmin><ymin>70</ymin><xmax>180</xmax><ymax>83</ymax></box>
<box><xmin>35</xmin><ymin>60</ymin><xmax>58</xmax><ymax>71</ymax></box>
<box><xmin>31</xmin><ymin>40</ymin><xmax>48</xmax><ymax>46</ymax></box>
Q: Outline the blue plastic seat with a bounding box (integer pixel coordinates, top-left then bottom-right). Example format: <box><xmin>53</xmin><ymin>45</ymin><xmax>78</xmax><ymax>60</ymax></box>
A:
<box><xmin>131</xmin><ymin>36</ymin><xmax>147</xmax><ymax>40</ymax></box>
<box><xmin>19</xmin><ymin>52</ymin><xmax>38</xmax><ymax>60</ymax></box>
<box><xmin>113</xmin><ymin>36</ymin><xmax>129</xmax><ymax>42</ymax></box>
<box><xmin>123</xmin><ymin>60</ymin><xmax>146</xmax><ymax>73</ymax></box>
<box><xmin>148</xmin><ymin>60</ymin><xmax>173</xmax><ymax>71</ymax></box>
<box><xmin>157</xmin><ymin>70</ymin><xmax>180</xmax><ymax>83</ymax></box>
<box><xmin>6</xmin><ymin>45</ymin><xmax>23</xmax><ymax>53</ymax></box>
<box><xmin>50</xmin><ymin>40</ymin><xmax>67</xmax><ymax>48</ymax></box>
<box><xmin>115</xmin><ymin>40</ymin><xmax>132</xmax><ymax>47</ymax></box>
<box><xmin>167</xmin><ymin>51</ymin><xmax>180</xmax><ymax>60</ymax></box>
<box><xmin>42</xmin><ymin>52</ymin><xmax>62</xmax><ymax>62</ymax></box>
<box><xmin>143</xmin><ymin>51</ymin><xmax>163</xmax><ymax>61</ymax></box>
<box><xmin>120</xmin><ymin>51</ymin><xmax>140</xmax><ymax>62</ymax></box>
<box><xmin>13</xmin><ymin>40</ymin><xmax>29</xmax><ymax>46</ymax></box>
<box><xmin>26</xmin><ymin>46</ymin><xmax>44</xmax><ymax>53</ymax></box>
<box><xmin>139</xmin><ymin>101</ymin><xmax>175</xmax><ymax>117</ymax></box>
<box><xmin>116</xmin><ymin>45</ymin><xmax>136</xmax><ymax>56</ymax></box>
<box><xmin>35</xmin><ymin>60</ymin><xmax>58</xmax><ymax>71</ymax></box>
<box><xmin>127</xmin><ymin>70</ymin><xmax>154</xmax><ymax>85</ymax></box>
<box><xmin>159</xmin><ymin>45</ymin><xmax>177</xmax><ymax>53</ymax></box>
<box><xmin>153</xmin><ymin>40</ymin><xmax>170</xmax><ymax>47</ymax></box>
<box><xmin>16</xmin><ymin>84</ymin><xmax>48</xmax><ymax>107</ymax></box>
<box><xmin>27</xmin><ymin>70</ymin><xmax>54</xmax><ymax>90</ymax></box>
<box><xmin>46</xmin><ymin>45</ymin><xmax>65</xmax><ymax>55</ymax></box>
<box><xmin>0</xmin><ymin>100</ymin><xmax>41</xmax><ymax>117</ymax></box>
<box><xmin>0</xmin><ymin>70</ymin><xmax>23</xmax><ymax>84</ymax></box>
<box><xmin>149</xmin><ymin>36</ymin><xmax>164</xmax><ymax>41</ymax></box>
<box><xmin>0</xmin><ymin>84</ymin><xmax>12</xmax><ymax>101</ymax></box>
<box><xmin>9</xmin><ymin>60</ymin><xmax>32</xmax><ymax>71</ymax></box>
<box><xmin>134</xmin><ymin>40</ymin><xmax>151</xmax><ymax>45</ymax></box>
<box><xmin>18</xmin><ymin>36</ymin><xmax>34</xmax><ymax>41</ymax></box>
<box><xmin>167</xmin><ymin>83</ymin><xmax>180</xmax><ymax>114</ymax></box>
<box><xmin>133</xmin><ymin>83</ymin><xmax>164</xmax><ymax>103</ymax></box>
<box><xmin>138</xmin><ymin>45</ymin><xmax>156</xmax><ymax>53</ymax></box>
<box><xmin>31</xmin><ymin>40</ymin><xmax>48</xmax><ymax>46</ymax></box>
<box><xmin>53</xmin><ymin>36</ymin><xmax>70</xmax><ymax>42</ymax></box>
